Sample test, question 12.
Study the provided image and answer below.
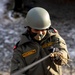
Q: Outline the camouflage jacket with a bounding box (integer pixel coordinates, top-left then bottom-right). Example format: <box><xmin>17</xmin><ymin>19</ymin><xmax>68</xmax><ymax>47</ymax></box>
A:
<box><xmin>10</xmin><ymin>29</ymin><xmax>69</xmax><ymax>75</ymax></box>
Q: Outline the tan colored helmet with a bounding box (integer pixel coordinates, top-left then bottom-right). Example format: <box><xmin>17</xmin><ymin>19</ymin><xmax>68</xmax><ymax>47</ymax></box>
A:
<box><xmin>25</xmin><ymin>7</ymin><xmax>51</xmax><ymax>30</ymax></box>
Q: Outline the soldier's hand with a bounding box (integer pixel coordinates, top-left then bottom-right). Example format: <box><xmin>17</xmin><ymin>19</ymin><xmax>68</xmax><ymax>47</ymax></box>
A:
<box><xmin>50</xmin><ymin>52</ymin><xmax>62</xmax><ymax>58</ymax></box>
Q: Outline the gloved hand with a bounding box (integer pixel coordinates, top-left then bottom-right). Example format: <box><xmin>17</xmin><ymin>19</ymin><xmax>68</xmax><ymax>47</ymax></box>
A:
<box><xmin>49</xmin><ymin>48</ymin><xmax>62</xmax><ymax>59</ymax></box>
<box><xmin>50</xmin><ymin>52</ymin><xmax>62</xmax><ymax>58</ymax></box>
<box><xmin>50</xmin><ymin>51</ymin><xmax>63</xmax><ymax>65</ymax></box>
<box><xmin>49</xmin><ymin>48</ymin><xmax>71</xmax><ymax>66</ymax></box>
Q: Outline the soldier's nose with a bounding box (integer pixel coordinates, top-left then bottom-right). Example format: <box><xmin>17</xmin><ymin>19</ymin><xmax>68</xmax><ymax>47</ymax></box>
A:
<box><xmin>38</xmin><ymin>31</ymin><xmax>43</xmax><ymax>34</ymax></box>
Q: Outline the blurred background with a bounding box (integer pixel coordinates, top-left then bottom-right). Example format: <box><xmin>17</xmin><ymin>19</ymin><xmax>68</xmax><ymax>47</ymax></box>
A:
<box><xmin>0</xmin><ymin>0</ymin><xmax>75</xmax><ymax>75</ymax></box>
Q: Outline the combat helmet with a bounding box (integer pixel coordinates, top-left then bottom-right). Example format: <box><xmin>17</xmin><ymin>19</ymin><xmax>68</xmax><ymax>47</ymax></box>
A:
<box><xmin>25</xmin><ymin>7</ymin><xmax>51</xmax><ymax>30</ymax></box>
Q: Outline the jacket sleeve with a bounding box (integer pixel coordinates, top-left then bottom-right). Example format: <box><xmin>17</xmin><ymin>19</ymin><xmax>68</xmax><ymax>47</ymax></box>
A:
<box><xmin>10</xmin><ymin>46</ymin><xmax>27</xmax><ymax>75</ymax></box>
<box><xmin>51</xmin><ymin>32</ymin><xmax>69</xmax><ymax>65</ymax></box>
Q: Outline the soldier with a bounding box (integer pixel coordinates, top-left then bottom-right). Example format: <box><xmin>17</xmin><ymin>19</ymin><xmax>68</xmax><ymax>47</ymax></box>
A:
<box><xmin>10</xmin><ymin>7</ymin><xmax>69</xmax><ymax>75</ymax></box>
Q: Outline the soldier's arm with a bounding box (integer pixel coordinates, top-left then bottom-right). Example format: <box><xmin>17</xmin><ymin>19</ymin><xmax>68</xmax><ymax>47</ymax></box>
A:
<box><xmin>10</xmin><ymin>46</ymin><xmax>26</xmax><ymax>75</ymax></box>
<box><xmin>51</xmin><ymin>32</ymin><xmax>69</xmax><ymax>65</ymax></box>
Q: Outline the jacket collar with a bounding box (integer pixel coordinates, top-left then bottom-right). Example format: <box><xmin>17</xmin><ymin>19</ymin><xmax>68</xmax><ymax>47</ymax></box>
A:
<box><xmin>18</xmin><ymin>31</ymin><xmax>31</xmax><ymax>46</ymax></box>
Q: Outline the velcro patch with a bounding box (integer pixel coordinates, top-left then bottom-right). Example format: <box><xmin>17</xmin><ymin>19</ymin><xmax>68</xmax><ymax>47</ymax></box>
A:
<box><xmin>22</xmin><ymin>49</ymin><xmax>36</xmax><ymax>57</ymax></box>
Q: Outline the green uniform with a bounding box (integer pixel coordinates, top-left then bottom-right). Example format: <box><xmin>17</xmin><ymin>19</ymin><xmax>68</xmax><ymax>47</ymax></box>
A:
<box><xmin>10</xmin><ymin>29</ymin><xmax>69</xmax><ymax>75</ymax></box>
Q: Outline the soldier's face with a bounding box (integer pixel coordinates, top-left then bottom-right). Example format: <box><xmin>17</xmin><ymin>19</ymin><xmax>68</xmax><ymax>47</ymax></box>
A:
<box><xmin>31</xmin><ymin>28</ymin><xmax>47</xmax><ymax>41</ymax></box>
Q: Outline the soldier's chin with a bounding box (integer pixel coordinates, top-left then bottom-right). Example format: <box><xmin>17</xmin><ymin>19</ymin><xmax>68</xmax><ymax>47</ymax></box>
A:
<box><xmin>34</xmin><ymin>37</ymin><xmax>42</xmax><ymax>41</ymax></box>
<box><xmin>36</xmin><ymin>39</ymin><xmax>42</xmax><ymax>41</ymax></box>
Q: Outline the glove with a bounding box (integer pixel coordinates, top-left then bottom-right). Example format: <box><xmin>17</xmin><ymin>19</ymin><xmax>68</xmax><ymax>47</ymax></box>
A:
<box><xmin>50</xmin><ymin>48</ymin><xmax>62</xmax><ymax>58</ymax></box>
<box><xmin>50</xmin><ymin>51</ymin><xmax>62</xmax><ymax>57</ymax></box>
<box><xmin>50</xmin><ymin>52</ymin><xmax>63</xmax><ymax>65</ymax></box>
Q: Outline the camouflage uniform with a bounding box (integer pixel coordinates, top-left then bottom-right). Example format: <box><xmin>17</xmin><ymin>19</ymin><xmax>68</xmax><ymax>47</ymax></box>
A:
<box><xmin>10</xmin><ymin>29</ymin><xmax>69</xmax><ymax>75</ymax></box>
